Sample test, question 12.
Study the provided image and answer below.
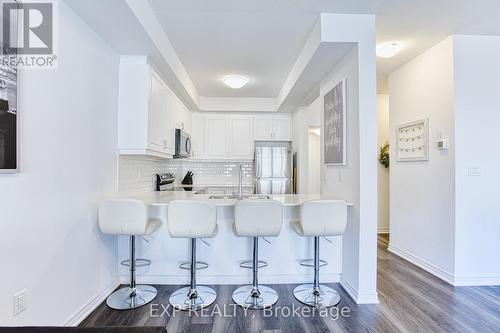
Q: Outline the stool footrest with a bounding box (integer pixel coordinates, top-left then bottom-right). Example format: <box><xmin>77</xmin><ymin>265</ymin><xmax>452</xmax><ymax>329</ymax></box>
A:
<box><xmin>179</xmin><ymin>261</ymin><xmax>209</xmax><ymax>271</ymax></box>
<box><xmin>239</xmin><ymin>260</ymin><xmax>268</xmax><ymax>269</ymax></box>
<box><xmin>120</xmin><ymin>258</ymin><xmax>151</xmax><ymax>267</ymax></box>
<box><xmin>299</xmin><ymin>259</ymin><xmax>328</xmax><ymax>268</ymax></box>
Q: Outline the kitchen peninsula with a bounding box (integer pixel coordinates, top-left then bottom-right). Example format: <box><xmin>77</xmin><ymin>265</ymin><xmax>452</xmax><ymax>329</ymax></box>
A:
<box><xmin>116</xmin><ymin>191</ymin><xmax>353</xmax><ymax>287</ymax></box>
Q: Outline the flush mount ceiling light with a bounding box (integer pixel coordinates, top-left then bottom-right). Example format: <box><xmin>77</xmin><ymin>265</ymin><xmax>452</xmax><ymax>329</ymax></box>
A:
<box><xmin>223</xmin><ymin>75</ymin><xmax>248</xmax><ymax>89</ymax></box>
<box><xmin>376</xmin><ymin>42</ymin><xmax>405</xmax><ymax>58</ymax></box>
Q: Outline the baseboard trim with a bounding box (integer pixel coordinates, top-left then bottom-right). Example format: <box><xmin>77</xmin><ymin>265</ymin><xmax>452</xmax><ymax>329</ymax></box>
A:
<box><xmin>339</xmin><ymin>279</ymin><xmax>379</xmax><ymax>304</ymax></box>
<box><xmin>388</xmin><ymin>243</ymin><xmax>455</xmax><ymax>285</ymax></box>
<box><xmin>453</xmin><ymin>276</ymin><xmax>500</xmax><ymax>286</ymax></box>
<box><xmin>63</xmin><ymin>278</ymin><xmax>120</xmax><ymax>326</ymax></box>
<box><xmin>123</xmin><ymin>273</ymin><xmax>341</xmax><ymax>285</ymax></box>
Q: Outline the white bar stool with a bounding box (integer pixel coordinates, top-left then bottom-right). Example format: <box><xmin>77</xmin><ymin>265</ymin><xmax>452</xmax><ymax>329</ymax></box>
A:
<box><xmin>232</xmin><ymin>199</ymin><xmax>283</xmax><ymax>309</ymax></box>
<box><xmin>167</xmin><ymin>200</ymin><xmax>218</xmax><ymax>310</ymax></box>
<box><xmin>98</xmin><ymin>199</ymin><xmax>161</xmax><ymax>310</ymax></box>
<box><xmin>291</xmin><ymin>200</ymin><xmax>347</xmax><ymax>308</ymax></box>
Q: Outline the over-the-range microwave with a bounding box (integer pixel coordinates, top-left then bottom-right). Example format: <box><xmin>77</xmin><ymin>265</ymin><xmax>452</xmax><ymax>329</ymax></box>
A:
<box><xmin>174</xmin><ymin>128</ymin><xmax>191</xmax><ymax>158</ymax></box>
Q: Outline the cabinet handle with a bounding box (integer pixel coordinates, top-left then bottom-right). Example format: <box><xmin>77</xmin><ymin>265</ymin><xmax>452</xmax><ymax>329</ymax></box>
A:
<box><xmin>163</xmin><ymin>139</ymin><xmax>168</xmax><ymax>149</ymax></box>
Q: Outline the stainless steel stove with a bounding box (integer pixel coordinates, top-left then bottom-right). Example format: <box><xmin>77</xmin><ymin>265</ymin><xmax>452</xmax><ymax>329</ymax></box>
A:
<box><xmin>155</xmin><ymin>173</ymin><xmax>205</xmax><ymax>193</ymax></box>
<box><xmin>155</xmin><ymin>173</ymin><xmax>175</xmax><ymax>191</ymax></box>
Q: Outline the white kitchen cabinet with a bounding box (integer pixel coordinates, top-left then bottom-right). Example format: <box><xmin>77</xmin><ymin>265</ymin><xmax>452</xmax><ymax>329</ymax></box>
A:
<box><xmin>172</xmin><ymin>93</ymin><xmax>192</xmax><ymax>134</ymax></box>
<box><xmin>181</xmin><ymin>104</ymin><xmax>192</xmax><ymax>133</ymax></box>
<box><xmin>205</xmin><ymin>116</ymin><xmax>230</xmax><ymax>158</ymax></box>
<box><xmin>272</xmin><ymin>116</ymin><xmax>292</xmax><ymax>141</ymax></box>
<box><xmin>191</xmin><ymin>113</ymin><xmax>289</xmax><ymax>160</ymax></box>
<box><xmin>254</xmin><ymin>115</ymin><xmax>291</xmax><ymax>141</ymax></box>
<box><xmin>230</xmin><ymin>116</ymin><xmax>254</xmax><ymax>159</ymax></box>
<box><xmin>254</xmin><ymin>117</ymin><xmax>273</xmax><ymax>140</ymax></box>
<box><xmin>118</xmin><ymin>57</ymin><xmax>173</xmax><ymax>158</ymax></box>
<box><xmin>118</xmin><ymin>56</ymin><xmax>192</xmax><ymax>159</ymax></box>
<box><xmin>191</xmin><ymin>112</ymin><xmax>205</xmax><ymax>158</ymax></box>
<box><xmin>191</xmin><ymin>114</ymin><xmax>254</xmax><ymax>160</ymax></box>
<box><xmin>147</xmin><ymin>71</ymin><xmax>167</xmax><ymax>152</ymax></box>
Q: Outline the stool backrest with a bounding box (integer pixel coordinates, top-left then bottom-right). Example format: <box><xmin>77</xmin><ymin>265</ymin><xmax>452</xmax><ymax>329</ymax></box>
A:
<box><xmin>167</xmin><ymin>200</ymin><xmax>217</xmax><ymax>238</ymax></box>
<box><xmin>234</xmin><ymin>199</ymin><xmax>283</xmax><ymax>237</ymax></box>
<box><xmin>99</xmin><ymin>199</ymin><xmax>148</xmax><ymax>235</ymax></box>
<box><xmin>300</xmin><ymin>200</ymin><xmax>347</xmax><ymax>236</ymax></box>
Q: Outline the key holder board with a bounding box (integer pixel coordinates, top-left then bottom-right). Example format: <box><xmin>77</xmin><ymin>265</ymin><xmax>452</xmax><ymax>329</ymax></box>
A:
<box><xmin>397</xmin><ymin>119</ymin><xmax>429</xmax><ymax>162</ymax></box>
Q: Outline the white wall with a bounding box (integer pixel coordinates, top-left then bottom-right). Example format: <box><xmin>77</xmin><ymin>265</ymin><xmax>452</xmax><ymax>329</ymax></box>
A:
<box><xmin>292</xmin><ymin>99</ymin><xmax>320</xmax><ymax>194</ymax></box>
<box><xmin>292</xmin><ymin>107</ymin><xmax>308</xmax><ymax>194</ymax></box>
<box><xmin>389</xmin><ymin>35</ymin><xmax>500</xmax><ymax>286</ymax></box>
<box><xmin>377</xmin><ymin>94</ymin><xmax>390</xmax><ymax>233</ymax></box>
<box><xmin>389</xmin><ymin>37</ymin><xmax>456</xmax><ymax>280</ymax></box>
<box><xmin>453</xmin><ymin>35</ymin><xmax>500</xmax><ymax>285</ymax></box>
<box><xmin>320</xmin><ymin>47</ymin><xmax>362</xmax><ymax>295</ymax></box>
<box><xmin>319</xmin><ymin>13</ymin><xmax>378</xmax><ymax>304</ymax></box>
<box><xmin>0</xmin><ymin>2</ymin><xmax>120</xmax><ymax>325</ymax></box>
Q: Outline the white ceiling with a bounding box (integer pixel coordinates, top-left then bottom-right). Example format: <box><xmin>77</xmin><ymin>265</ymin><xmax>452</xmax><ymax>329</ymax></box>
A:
<box><xmin>150</xmin><ymin>10</ymin><xmax>317</xmax><ymax>97</ymax></box>
<box><xmin>375</xmin><ymin>0</ymin><xmax>500</xmax><ymax>73</ymax></box>
<box><xmin>149</xmin><ymin>0</ymin><xmax>500</xmax><ymax>97</ymax></box>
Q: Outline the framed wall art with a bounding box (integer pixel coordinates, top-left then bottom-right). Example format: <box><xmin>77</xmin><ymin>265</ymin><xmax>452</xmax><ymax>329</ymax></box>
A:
<box><xmin>324</xmin><ymin>78</ymin><xmax>347</xmax><ymax>165</ymax></box>
<box><xmin>0</xmin><ymin>0</ymin><xmax>20</xmax><ymax>172</ymax></box>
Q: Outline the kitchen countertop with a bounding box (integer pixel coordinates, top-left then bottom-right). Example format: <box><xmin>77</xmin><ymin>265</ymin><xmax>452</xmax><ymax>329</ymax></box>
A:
<box><xmin>124</xmin><ymin>191</ymin><xmax>354</xmax><ymax>207</ymax></box>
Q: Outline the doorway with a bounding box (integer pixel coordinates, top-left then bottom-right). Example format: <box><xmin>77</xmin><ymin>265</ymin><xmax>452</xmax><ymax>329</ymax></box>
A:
<box><xmin>308</xmin><ymin>126</ymin><xmax>321</xmax><ymax>194</ymax></box>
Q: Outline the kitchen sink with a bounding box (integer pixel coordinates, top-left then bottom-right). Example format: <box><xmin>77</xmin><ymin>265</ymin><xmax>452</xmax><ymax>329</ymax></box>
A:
<box><xmin>243</xmin><ymin>195</ymin><xmax>272</xmax><ymax>200</ymax></box>
<box><xmin>208</xmin><ymin>194</ymin><xmax>271</xmax><ymax>200</ymax></box>
<box><xmin>208</xmin><ymin>194</ymin><xmax>240</xmax><ymax>200</ymax></box>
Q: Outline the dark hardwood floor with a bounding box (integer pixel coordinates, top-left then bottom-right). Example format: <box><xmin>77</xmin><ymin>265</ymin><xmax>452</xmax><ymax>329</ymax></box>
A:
<box><xmin>81</xmin><ymin>235</ymin><xmax>500</xmax><ymax>332</ymax></box>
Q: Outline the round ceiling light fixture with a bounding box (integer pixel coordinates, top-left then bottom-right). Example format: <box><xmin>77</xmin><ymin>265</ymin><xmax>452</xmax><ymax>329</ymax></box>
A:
<box><xmin>376</xmin><ymin>42</ymin><xmax>405</xmax><ymax>58</ymax></box>
<box><xmin>223</xmin><ymin>75</ymin><xmax>248</xmax><ymax>89</ymax></box>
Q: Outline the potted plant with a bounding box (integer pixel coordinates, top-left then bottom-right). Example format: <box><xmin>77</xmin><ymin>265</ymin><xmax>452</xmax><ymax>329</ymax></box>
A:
<box><xmin>379</xmin><ymin>142</ymin><xmax>390</xmax><ymax>168</ymax></box>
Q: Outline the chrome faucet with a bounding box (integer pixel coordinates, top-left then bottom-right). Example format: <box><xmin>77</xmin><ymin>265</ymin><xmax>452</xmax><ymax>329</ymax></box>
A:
<box><xmin>238</xmin><ymin>164</ymin><xmax>243</xmax><ymax>198</ymax></box>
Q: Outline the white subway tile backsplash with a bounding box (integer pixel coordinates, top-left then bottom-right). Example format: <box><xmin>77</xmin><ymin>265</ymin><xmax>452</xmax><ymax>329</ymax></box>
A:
<box><xmin>119</xmin><ymin>156</ymin><xmax>254</xmax><ymax>194</ymax></box>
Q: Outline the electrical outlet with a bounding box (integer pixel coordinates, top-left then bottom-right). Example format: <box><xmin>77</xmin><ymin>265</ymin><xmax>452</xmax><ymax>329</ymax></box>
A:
<box><xmin>14</xmin><ymin>289</ymin><xmax>27</xmax><ymax>316</ymax></box>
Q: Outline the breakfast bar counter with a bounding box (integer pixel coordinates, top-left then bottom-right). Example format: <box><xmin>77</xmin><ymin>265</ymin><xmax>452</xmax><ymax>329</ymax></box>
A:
<box><xmin>116</xmin><ymin>191</ymin><xmax>353</xmax><ymax>287</ymax></box>
<box><xmin>127</xmin><ymin>191</ymin><xmax>354</xmax><ymax>207</ymax></box>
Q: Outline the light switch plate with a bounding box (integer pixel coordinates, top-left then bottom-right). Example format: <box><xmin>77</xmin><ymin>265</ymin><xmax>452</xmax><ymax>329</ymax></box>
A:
<box><xmin>466</xmin><ymin>165</ymin><xmax>481</xmax><ymax>176</ymax></box>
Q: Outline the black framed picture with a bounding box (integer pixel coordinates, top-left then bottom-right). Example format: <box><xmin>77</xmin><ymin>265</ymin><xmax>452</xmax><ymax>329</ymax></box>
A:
<box><xmin>0</xmin><ymin>0</ymin><xmax>19</xmax><ymax>172</ymax></box>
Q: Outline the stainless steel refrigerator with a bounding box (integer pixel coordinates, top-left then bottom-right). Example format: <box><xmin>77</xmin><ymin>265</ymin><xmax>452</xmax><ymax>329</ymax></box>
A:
<box><xmin>255</xmin><ymin>141</ymin><xmax>293</xmax><ymax>194</ymax></box>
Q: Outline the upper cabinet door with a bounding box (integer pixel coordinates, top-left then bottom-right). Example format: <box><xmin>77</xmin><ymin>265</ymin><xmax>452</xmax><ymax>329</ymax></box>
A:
<box><xmin>205</xmin><ymin>116</ymin><xmax>229</xmax><ymax>158</ymax></box>
<box><xmin>148</xmin><ymin>70</ymin><xmax>169</xmax><ymax>153</ymax></box>
<box><xmin>254</xmin><ymin>117</ymin><xmax>273</xmax><ymax>140</ymax></box>
<box><xmin>272</xmin><ymin>116</ymin><xmax>291</xmax><ymax>141</ymax></box>
<box><xmin>191</xmin><ymin>112</ymin><xmax>205</xmax><ymax>158</ymax></box>
<box><xmin>164</xmin><ymin>87</ymin><xmax>178</xmax><ymax>154</ymax></box>
<box><xmin>230</xmin><ymin>117</ymin><xmax>253</xmax><ymax>158</ymax></box>
<box><xmin>181</xmin><ymin>104</ymin><xmax>192</xmax><ymax>133</ymax></box>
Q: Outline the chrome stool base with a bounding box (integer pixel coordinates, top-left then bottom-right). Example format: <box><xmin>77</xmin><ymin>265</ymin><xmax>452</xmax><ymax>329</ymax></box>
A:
<box><xmin>106</xmin><ymin>285</ymin><xmax>157</xmax><ymax>310</ymax></box>
<box><xmin>293</xmin><ymin>284</ymin><xmax>340</xmax><ymax>308</ymax></box>
<box><xmin>169</xmin><ymin>286</ymin><xmax>217</xmax><ymax>311</ymax></box>
<box><xmin>232</xmin><ymin>285</ymin><xmax>279</xmax><ymax>309</ymax></box>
